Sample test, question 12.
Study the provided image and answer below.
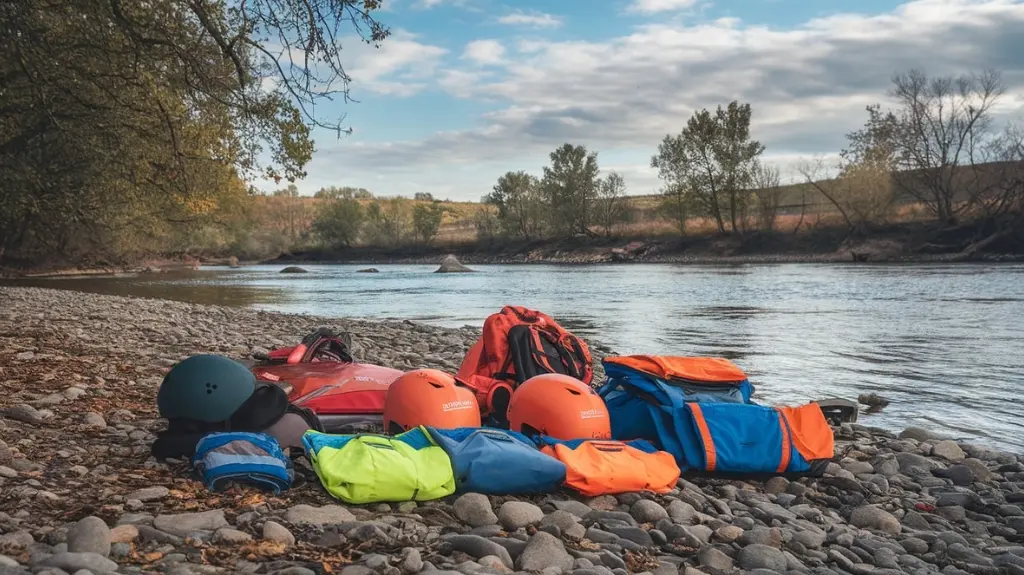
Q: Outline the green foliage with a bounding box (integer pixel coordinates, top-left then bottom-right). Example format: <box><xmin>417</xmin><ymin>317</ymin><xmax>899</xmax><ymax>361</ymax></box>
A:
<box><xmin>313</xmin><ymin>197</ymin><xmax>365</xmax><ymax>248</ymax></box>
<box><xmin>0</xmin><ymin>0</ymin><xmax>389</xmax><ymax>267</ymax></box>
<box><xmin>472</xmin><ymin>207</ymin><xmax>500</xmax><ymax>244</ymax></box>
<box><xmin>315</xmin><ymin>186</ymin><xmax>372</xmax><ymax>199</ymax></box>
<box><xmin>651</xmin><ymin>101</ymin><xmax>764</xmax><ymax>234</ymax></box>
<box><xmin>485</xmin><ymin>171</ymin><xmax>547</xmax><ymax>239</ymax></box>
<box><xmin>412</xmin><ymin>203</ymin><xmax>447</xmax><ymax>245</ymax></box>
<box><xmin>414</xmin><ymin>192</ymin><xmax>435</xmax><ymax>201</ymax></box>
<box><xmin>363</xmin><ymin>198</ymin><xmax>411</xmax><ymax>247</ymax></box>
<box><xmin>542</xmin><ymin>144</ymin><xmax>601</xmax><ymax>237</ymax></box>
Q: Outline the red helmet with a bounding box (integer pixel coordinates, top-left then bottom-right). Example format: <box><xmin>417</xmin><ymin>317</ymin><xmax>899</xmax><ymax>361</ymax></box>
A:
<box><xmin>383</xmin><ymin>369</ymin><xmax>481</xmax><ymax>434</ymax></box>
<box><xmin>507</xmin><ymin>374</ymin><xmax>611</xmax><ymax>440</ymax></box>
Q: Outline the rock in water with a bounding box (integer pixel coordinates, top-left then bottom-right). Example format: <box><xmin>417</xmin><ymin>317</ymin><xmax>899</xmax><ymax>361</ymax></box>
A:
<box><xmin>357</xmin><ymin>268</ymin><xmax>379</xmax><ymax>273</ymax></box>
<box><xmin>434</xmin><ymin>254</ymin><xmax>473</xmax><ymax>273</ymax></box>
<box><xmin>280</xmin><ymin>266</ymin><xmax>308</xmax><ymax>274</ymax></box>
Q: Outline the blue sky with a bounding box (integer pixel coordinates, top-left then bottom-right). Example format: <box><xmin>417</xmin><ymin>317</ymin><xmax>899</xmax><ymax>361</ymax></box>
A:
<box><xmin>260</xmin><ymin>0</ymin><xmax>1024</xmax><ymax>200</ymax></box>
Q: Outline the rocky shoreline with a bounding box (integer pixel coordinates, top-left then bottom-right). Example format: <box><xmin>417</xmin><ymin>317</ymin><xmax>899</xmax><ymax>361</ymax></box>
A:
<box><xmin>2</xmin><ymin>287</ymin><xmax>1024</xmax><ymax>575</ymax></box>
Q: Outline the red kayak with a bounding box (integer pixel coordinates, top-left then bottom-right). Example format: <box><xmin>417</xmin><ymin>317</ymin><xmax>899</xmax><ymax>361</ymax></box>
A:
<box><xmin>250</xmin><ymin>328</ymin><xmax>403</xmax><ymax>431</ymax></box>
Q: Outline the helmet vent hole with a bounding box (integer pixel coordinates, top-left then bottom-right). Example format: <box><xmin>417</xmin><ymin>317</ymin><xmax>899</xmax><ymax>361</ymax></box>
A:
<box><xmin>206</xmin><ymin>389</ymin><xmax>213</xmax><ymax>394</ymax></box>
<box><xmin>566</xmin><ymin>388</ymin><xmax>581</xmax><ymax>395</ymax></box>
<box><xmin>429</xmin><ymin>382</ymin><xmax>443</xmax><ymax>389</ymax></box>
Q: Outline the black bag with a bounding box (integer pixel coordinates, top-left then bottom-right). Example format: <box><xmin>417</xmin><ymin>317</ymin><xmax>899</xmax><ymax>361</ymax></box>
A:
<box><xmin>151</xmin><ymin>384</ymin><xmax>323</xmax><ymax>460</ymax></box>
<box><xmin>505</xmin><ymin>324</ymin><xmax>590</xmax><ymax>384</ymax></box>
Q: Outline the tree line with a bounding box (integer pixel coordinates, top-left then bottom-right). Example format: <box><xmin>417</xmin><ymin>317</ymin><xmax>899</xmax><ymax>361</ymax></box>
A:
<box><xmin>2</xmin><ymin>0</ymin><xmax>1020</xmax><ymax>271</ymax></box>
<box><xmin>470</xmin><ymin>68</ymin><xmax>1022</xmax><ymax>246</ymax></box>
<box><xmin>0</xmin><ymin>0</ymin><xmax>389</xmax><ymax>268</ymax></box>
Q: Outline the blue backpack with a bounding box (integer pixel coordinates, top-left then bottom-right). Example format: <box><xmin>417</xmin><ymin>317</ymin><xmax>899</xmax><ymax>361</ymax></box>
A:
<box><xmin>428</xmin><ymin>427</ymin><xmax>566</xmax><ymax>494</ymax></box>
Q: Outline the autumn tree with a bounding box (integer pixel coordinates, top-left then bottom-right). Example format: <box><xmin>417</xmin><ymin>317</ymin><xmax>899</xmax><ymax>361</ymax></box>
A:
<box><xmin>0</xmin><ymin>0</ymin><xmax>390</xmax><ymax>266</ymax></box>
<box><xmin>485</xmin><ymin>171</ymin><xmax>547</xmax><ymax>239</ymax></box>
<box><xmin>542</xmin><ymin>144</ymin><xmax>601</xmax><ymax>237</ymax></box>
<box><xmin>593</xmin><ymin>171</ymin><xmax>630</xmax><ymax>236</ymax></box>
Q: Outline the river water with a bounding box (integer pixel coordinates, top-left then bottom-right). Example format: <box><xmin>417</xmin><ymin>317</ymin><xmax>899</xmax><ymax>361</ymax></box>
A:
<box><xmin>7</xmin><ymin>263</ymin><xmax>1024</xmax><ymax>451</ymax></box>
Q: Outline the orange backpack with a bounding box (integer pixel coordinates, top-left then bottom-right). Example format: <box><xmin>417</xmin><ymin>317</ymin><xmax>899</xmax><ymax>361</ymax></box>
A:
<box><xmin>456</xmin><ymin>306</ymin><xmax>593</xmax><ymax>426</ymax></box>
<box><xmin>537</xmin><ymin>437</ymin><xmax>680</xmax><ymax>497</ymax></box>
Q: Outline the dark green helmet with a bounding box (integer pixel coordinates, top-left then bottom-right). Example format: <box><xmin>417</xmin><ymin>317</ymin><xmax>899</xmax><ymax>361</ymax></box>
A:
<box><xmin>157</xmin><ymin>354</ymin><xmax>256</xmax><ymax>423</ymax></box>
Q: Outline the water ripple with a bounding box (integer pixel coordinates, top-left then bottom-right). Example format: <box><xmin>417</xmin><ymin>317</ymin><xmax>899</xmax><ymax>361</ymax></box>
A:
<box><xmin>6</xmin><ymin>262</ymin><xmax>1024</xmax><ymax>451</ymax></box>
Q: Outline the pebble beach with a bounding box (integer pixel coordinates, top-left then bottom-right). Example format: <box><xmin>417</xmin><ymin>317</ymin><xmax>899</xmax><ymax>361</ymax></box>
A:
<box><xmin>2</xmin><ymin>286</ymin><xmax>1024</xmax><ymax>575</ymax></box>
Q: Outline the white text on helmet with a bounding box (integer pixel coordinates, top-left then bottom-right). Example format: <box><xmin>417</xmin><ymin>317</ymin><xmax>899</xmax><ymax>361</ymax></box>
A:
<box><xmin>442</xmin><ymin>400</ymin><xmax>476</xmax><ymax>412</ymax></box>
<box><xmin>580</xmin><ymin>409</ymin><xmax>605</xmax><ymax>419</ymax></box>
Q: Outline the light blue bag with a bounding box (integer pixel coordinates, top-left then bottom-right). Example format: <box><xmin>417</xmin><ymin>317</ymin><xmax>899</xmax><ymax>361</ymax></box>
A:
<box><xmin>191</xmin><ymin>432</ymin><xmax>294</xmax><ymax>493</ymax></box>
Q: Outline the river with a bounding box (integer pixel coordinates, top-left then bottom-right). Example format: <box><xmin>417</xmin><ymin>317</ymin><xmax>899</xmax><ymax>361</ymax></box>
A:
<box><xmin>6</xmin><ymin>262</ymin><xmax>1024</xmax><ymax>451</ymax></box>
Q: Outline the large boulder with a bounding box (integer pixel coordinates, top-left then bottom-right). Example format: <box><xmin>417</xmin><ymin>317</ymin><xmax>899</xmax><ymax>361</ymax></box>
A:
<box><xmin>434</xmin><ymin>255</ymin><xmax>474</xmax><ymax>273</ymax></box>
<box><xmin>280</xmin><ymin>266</ymin><xmax>308</xmax><ymax>274</ymax></box>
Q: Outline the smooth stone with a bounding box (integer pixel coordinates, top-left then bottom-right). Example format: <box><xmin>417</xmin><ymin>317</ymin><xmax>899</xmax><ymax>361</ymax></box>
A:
<box><xmin>66</xmin><ymin>517</ymin><xmax>111</xmax><ymax>557</ymax></box>
<box><xmin>737</xmin><ymin>545</ymin><xmax>788</xmax><ymax>571</ymax></box>
<box><xmin>850</xmin><ymin>505</ymin><xmax>901</xmax><ymax>535</ymax></box>
<box><xmin>283</xmin><ymin>505</ymin><xmax>355</xmax><ymax>526</ymax></box>
<box><xmin>37</xmin><ymin>553</ymin><xmax>118</xmax><ymax>573</ymax></box>
<box><xmin>498</xmin><ymin>502</ymin><xmax>544</xmax><ymax>530</ymax></box>
<box><xmin>517</xmin><ymin>532</ymin><xmax>573</xmax><ymax>572</ymax></box>
<box><xmin>262</xmin><ymin>521</ymin><xmax>295</xmax><ymax>546</ymax></box>
<box><xmin>153</xmin><ymin>510</ymin><xmax>228</xmax><ymax>537</ymax></box>
<box><xmin>630</xmin><ymin>500</ymin><xmax>668</xmax><ymax>523</ymax></box>
<box><xmin>455</xmin><ymin>494</ymin><xmax>499</xmax><ymax>527</ymax></box>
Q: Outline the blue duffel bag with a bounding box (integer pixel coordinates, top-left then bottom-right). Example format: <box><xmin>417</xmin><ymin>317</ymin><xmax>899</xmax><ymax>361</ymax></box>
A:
<box><xmin>427</xmin><ymin>427</ymin><xmax>566</xmax><ymax>494</ymax></box>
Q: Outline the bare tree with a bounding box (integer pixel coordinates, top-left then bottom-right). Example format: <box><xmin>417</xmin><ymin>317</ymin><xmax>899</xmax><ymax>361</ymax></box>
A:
<box><xmin>967</xmin><ymin>122</ymin><xmax>1024</xmax><ymax>221</ymax></box>
<box><xmin>750</xmin><ymin>161</ymin><xmax>782</xmax><ymax>231</ymax></box>
<box><xmin>593</xmin><ymin>171</ymin><xmax>630</xmax><ymax>236</ymax></box>
<box><xmin>797</xmin><ymin>156</ymin><xmax>896</xmax><ymax>235</ymax></box>
<box><xmin>885</xmin><ymin>69</ymin><xmax>1006</xmax><ymax>224</ymax></box>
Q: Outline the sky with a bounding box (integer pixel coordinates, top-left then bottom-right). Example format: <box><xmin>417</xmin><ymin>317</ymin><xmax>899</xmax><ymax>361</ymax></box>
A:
<box><xmin>259</xmin><ymin>0</ymin><xmax>1024</xmax><ymax>200</ymax></box>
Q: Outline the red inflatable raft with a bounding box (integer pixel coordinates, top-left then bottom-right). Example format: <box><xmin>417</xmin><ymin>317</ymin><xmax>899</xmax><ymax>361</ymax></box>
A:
<box><xmin>250</xmin><ymin>328</ymin><xmax>403</xmax><ymax>431</ymax></box>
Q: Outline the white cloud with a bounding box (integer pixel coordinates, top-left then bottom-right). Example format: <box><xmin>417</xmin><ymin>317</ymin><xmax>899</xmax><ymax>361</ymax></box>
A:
<box><xmin>627</xmin><ymin>0</ymin><xmax>700</xmax><ymax>14</ymax></box>
<box><xmin>497</xmin><ymin>10</ymin><xmax>563</xmax><ymax>28</ymax></box>
<box><xmin>300</xmin><ymin>0</ymin><xmax>1024</xmax><ymax>199</ymax></box>
<box><xmin>344</xmin><ymin>30</ymin><xmax>448</xmax><ymax>96</ymax></box>
<box><xmin>462</xmin><ymin>40</ymin><xmax>506</xmax><ymax>65</ymax></box>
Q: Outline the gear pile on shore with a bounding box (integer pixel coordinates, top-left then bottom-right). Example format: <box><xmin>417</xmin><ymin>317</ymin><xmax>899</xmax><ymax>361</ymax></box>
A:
<box><xmin>2</xmin><ymin>287</ymin><xmax>1024</xmax><ymax>575</ymax></box>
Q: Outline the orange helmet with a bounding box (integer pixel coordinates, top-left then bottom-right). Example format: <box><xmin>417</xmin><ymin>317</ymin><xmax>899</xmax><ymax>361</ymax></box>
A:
<box><xmin>507</xmin><ymin>374</ymin><xmax>611</xmax><ymax>440</ymax></box>
<box><xmin>383</xmin><ymin>369</ymin><xmax>482</xmax><ymax>434</ymax></box>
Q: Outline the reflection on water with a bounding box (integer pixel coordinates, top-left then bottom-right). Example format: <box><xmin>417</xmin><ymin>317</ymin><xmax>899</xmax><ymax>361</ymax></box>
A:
<box><xmin>1</xmin><ymin>271</ymin><xmax>285</xmax><ymax>307</ymax></box>
<box><xmin>5</xmin><ymin>262</ymin><xmax>1024</xmax><ymax>452</ymax></box>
